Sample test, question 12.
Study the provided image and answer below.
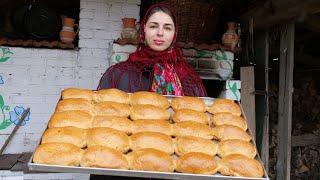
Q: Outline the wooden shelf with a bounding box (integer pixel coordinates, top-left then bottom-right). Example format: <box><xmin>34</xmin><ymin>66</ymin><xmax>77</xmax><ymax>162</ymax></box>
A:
<box><xmin>0</xmin><ymin>38</ymin><xmax>75</xmax><ymax>49</ymax></box>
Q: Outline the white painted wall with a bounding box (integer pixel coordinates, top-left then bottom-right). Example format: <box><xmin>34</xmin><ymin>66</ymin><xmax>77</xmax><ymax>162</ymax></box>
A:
<box><xmin>0</xmin><ymin>0</ymin><xmax>140</xmax><ymax>179</ymax></box>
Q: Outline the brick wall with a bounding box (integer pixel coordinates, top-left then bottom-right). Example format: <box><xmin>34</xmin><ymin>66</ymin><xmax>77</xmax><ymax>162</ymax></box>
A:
<box><xmin>0</xmin><ymin>0</ymin><xmax>140</xmax><ymax>179</ymax></box>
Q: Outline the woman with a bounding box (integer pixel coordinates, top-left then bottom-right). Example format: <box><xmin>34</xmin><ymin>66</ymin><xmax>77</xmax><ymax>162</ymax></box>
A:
<box><xmin>98</xmin><ymin>3</ymin><xmax>207</xmax><ymax>97</ymax></box>
<box><xmin>91</xmin><ymin>3</ymin><xmax>206</xmax><ymax>180</ymax></box>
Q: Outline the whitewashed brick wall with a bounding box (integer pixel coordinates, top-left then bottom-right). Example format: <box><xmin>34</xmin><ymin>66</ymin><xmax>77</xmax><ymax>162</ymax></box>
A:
<box><xmin>0</xmin><ymin>0</ymin><xmax>140</xmax><ymax>179</ymax></box>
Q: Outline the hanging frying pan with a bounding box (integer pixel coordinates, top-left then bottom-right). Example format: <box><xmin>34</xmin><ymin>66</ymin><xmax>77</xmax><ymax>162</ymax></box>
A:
<box><xmin>11</xmin><ymin>5</ymin><xmax>29</xmax><ymax>34</ymax></box>
<box><xmin>24</xmin><ymin>4</ymin><xmax>61</xmax><ymax>40</ymax></box>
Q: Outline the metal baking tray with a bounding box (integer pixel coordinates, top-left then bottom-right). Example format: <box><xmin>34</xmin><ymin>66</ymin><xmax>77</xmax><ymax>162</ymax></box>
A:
<box><xmin>28</xmin><ymin>95</ymin><xmax>269</xmax><ymax>180</ymax></box>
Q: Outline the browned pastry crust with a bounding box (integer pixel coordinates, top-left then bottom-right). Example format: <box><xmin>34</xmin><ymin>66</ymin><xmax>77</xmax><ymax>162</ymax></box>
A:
<box><xmin>171</xmin><ymin>96</ymin><xmax>206</xmax><ymax>112</ymax></box>
<box><xmin>130</xmin><ymin>91</ymin><xmax>170</xmax><ymax>109</ymax></box>
<box><xmin>41</xmin><ymin>127</ymin><xmax>87</xmax><ymax>148</ymax></box>
<box><xmin>211</xmin><ymin>125</ymin><xmax>251</xmax><ymax>142</ymax></box>
<box><xmin>130</xmin><ymin>104</ymin><xmax>170</xmax><ymax>121</ymax></box>
<box><xmin>87</xmin><ymin>127</ymin><xmax>130</xmax><ymax>153</ymax></box>
<box><xmin>176</xmin><ymin>152</ymin><xmax>218</xmax><ymax>174</ymax></box>
<box><xmin>218</xmin><ymin>154</ymin><xmax>264</xmax><ymax>178</ymax></box>
<box><xmin>126</xmin><ymin>148</ymin><xmax>175</xmax><ymax>172</ymax></box>
<box><xmin>174</xmin><ymin>136</ymin><xmax>218</xmax><ymax>156</ymax></box>
<box><xmin>92</xmin><ymin>116</ymin><xmax>133</xmax><ymax>134</ymax></box>
<box><xmin>95</xmin><ymin>88</ymin><xmax>130</xmax><ymax>104</ymax></box>
<box><xmin>33</xmin><ymin>142</ymin><xmax>83</xmax><ymax>166</ymax></box>
<box><xmin>61</xmin><ymin>88</ymin><xmax>95</xmax><ymax>101</ymax></box>
<box><xmin>48</xmin><ymin>110</ymin><xmax>93</xmax><ymax>129</ymax></box>
<box><xmin>173</xmin><ymin>121</ymin><xmax>214</xmax><ymax>139</ymax></box>
<box><xmin>132</xmin><ymin>119</ymin><xmax>173</xmax><ymax>136</ymax></box>
<box><xmin>208</xmin><ymin>98</ymin><xmax>241</xmax><ymax>116</ymax></box>
<box><xmin>217</xmin><ymin>139</ymin><xmax>257</xmax><ymax>159</ymax></box>
<box><xmin>81</xmin><ymin>145</ymin><xmax>129</xmax><ymax>169</ymax></box>
<box><xmin>130</xmin><ymin>132</ymin><xmax>174</xmax><ymax>154</ymax></box>
<box><xmin>211</xmin><ymin>112</ymin><xmax>247</xmax><ymax>130</ymax></box>
<box><xmin>55</xmin><ymin>98</ymin><xmax>93</xmax><ymax>114</ymax></box>
<box><xmin>173</xmin><ymin>109</ymin><xmax>209</xmax><ymax>124</ymax></box>
<box><xmin>94</xmin><ymin>101</ymin><xmax>131</xmax><ymax>117</ymax></box>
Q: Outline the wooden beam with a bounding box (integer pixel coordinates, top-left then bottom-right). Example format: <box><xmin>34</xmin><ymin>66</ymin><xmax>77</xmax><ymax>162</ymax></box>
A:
<box><xmin>240</xmin><ymin>66</ymin><xmax>256</xmax><ymax>139</ymax></box>
<box><xmin>268</xmin><ymin>46</ymin><xmax>320</xmax><ymax>67</ymax></box>
<box><xmin>262</xmin><ymin>31</ymin><xmax>269</xmax><ymax>174</ymax></box>
<box><xmin>303</xmin><ymin>14</ymin><xmax>320</xmax><ymax>32</ymax></box>
<box><xmin>292</xmin><ymin>134</ymin><xmax>320</xmax><ymax>147</ymax></box>
<box><xmin>241</xmin><ymin>0</ymin><xmax>320</xmax><ymax>29</ymax></box>
<box><xmin>294</xmin><ymin>53</ymin><xmax>320</xmax><ymax>67</ymax></box>
<box><xmin>254</xmin><ymin>30</ymin><xmax>270</xmax><ymax>173</ymax></box>
<box><xmin>276</xmin><ymin>22</ymin><xmax>295</xmax><ymax>180</ymax></box>
<box><xmin>295</xmin><ymin>32</ymin><xmax>320</xmax><ymax>43</ymax></box>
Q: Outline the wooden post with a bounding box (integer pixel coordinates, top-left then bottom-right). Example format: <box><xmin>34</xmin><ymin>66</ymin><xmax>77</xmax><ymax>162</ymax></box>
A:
<box><xmin>251</xmin><ymin>30</ymin><xmax>269</xmax><ymax>172</ymax></box>
<box><xmin>276</xmin><ymin>21</ymin><xmax>295</xmax><ymax>180</ymax></box>
<box><xmin>240</xmin><ymin>67</ymin><xmax>256</xmax><ymax>139</ymax></box>
<box><xmin>262</xmin><ymin>31</ymin><xmax>269</xmax><ymax>174</ymax></box>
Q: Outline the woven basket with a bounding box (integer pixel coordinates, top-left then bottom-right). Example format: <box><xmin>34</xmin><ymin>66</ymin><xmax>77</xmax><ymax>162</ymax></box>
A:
<box><xmin>163</xmin><ymin>0</ymin><xmax>222</xmax><ymax>43</ymax></box>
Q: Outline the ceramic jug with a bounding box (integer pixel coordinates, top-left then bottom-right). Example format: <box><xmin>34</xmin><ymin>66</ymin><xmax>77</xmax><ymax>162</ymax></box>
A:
<box><xmin>222</xmin><ymin>22</ymin><xmax>239</xmax><ymax>50</ymax></box>
<box><xmin>121</xmin><ymin>18</ymin><xmax>138</xmax><ymax>40</ymax></box>
<box><xmin>60</xmin><ymin>17</ymin><xmax>79</xmax><ymax>44</ymax></box>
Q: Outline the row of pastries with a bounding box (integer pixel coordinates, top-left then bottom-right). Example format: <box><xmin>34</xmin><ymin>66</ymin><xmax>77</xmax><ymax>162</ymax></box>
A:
<box><xmin>34</xmin><ymin>143</ymin><xmax>263</xmax><ymax>177</ymax></box>
<box><xmin>33</xmin><ymin>88</ymin><xmax>264</xmax><ymax>178</ymax></box>
<box><xmin>40</xmin><ymin>126</ymin><xmax>256</xmax><ymax>158</ymax></box>
<box><xmin>48</xmin><ymin>111</ymin><xmax>250</xmax><ymax>140</ymax></box>
<box><xmin>59</xmin><ymin>88</ymin><xmax>242</xmax><ymax>115</ymax></box>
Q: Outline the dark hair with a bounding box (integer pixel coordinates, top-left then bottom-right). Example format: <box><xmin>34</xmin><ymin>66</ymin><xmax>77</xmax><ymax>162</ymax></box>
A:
<box><xmin>145</xmin><ymin>6</ymin><xmax>176</xmax><ymax>26</ymax></box>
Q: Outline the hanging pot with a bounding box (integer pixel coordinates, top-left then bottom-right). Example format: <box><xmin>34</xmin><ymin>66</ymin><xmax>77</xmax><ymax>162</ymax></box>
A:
<box><xmin>11</xmin><ymin>5</ymin><xmax>29</xmax><ymax>35</ymax></box>
<box><xmin>60</xmin><ymin>17</ymin><xmax>79</xmax><ymax>44</ymax></box>
<box><xmin>121</xmin><ymin>18</ymin><xmax>138</xmax><ymax>40</ymax></box>
<box><xmin>222</xmin><ymin>22</ymin><xmax>239</xmax><ymax>51</ymax></box>
<box><xmin>24</xmin><ymin>4</ymin><xmax>61</xmax><ymax>40</ymax></box>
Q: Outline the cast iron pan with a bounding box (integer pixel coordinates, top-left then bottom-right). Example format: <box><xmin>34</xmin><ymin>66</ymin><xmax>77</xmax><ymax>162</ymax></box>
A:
<box><xmin>11</xmin><ymin>5</ymin><xmax>29</xmax><ymax>34</ymax></box>
<box><xmin>24</xmin><ymin>4</ymin><xmax>61</xmax><ymax>40</ymax></box>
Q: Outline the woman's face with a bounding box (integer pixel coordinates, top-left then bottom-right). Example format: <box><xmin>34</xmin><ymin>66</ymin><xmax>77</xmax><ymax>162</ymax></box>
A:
<box><xmin>144</xmin><ymin>11</ymin><xmax>175</xmax><ymax>51</ymax></box>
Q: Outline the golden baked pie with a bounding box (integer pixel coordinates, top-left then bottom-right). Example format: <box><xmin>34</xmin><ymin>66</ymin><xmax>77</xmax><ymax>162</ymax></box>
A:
<box><xmin>173</xmin><ymin>121</ymin><xmax>214</xmax><ymax>139</ymax></box>
<box><xmin>176</xmin><ymin>152</ymin><xmax>218</xmax><ymax>174</ymax></box>
<box><xmin>130</xmin><ymin>132</ymin><xmax>174</xmax><ymax>154</ymax></box>
<box><xmin>171</xmin><ymin>96</ymin><xmax>206</xmax><ymax>112</ymax></box>
<box><xmin>61</xmin><ymin>88</ymin><xmax>95</xmax><ymax>101</ymax></box>
<box><xmin>41</xmin><ymin>127</ymin><xmax>87</xmax><ymax>148</ymax></box>
<box><xmin>127</xmin><ymin>148</ymin><xmax>175</xmax><ymax>172</ymax></box>
<box><xmin>130</xmin><ymin>104</ymin><xmax>170</xmax><ymax>121</ymax></box>
<box><xmin>174</xmin><ymin>136</ymin><xmax>218</xmax><ymax>156</ymax></box>
<box><xmin>87</xmin><ymin>127</ymin><xmax>130</xmax><ymax>153</ymax></box>
<box><xmin>92</xmin><ymin>116</ymin><xmax>133</xmax><ymax>134</ymax></box>
<box><xmin>208</xmin><ymin>98</ymin><xmax>241</xmax><ymax>116</ymax></box>
<box><xmin>212</xmin><ymin>125</ymin><xmax>251</xmax><ymax>142</ymax></box>
<box><xmin>132</xmin><ymin>119</ymin><xmax>173</xmax><ymax>136</ymax></box>
<box><xmin>211</xmin><ymin>112</ymin><xmax>247</xmax><ymax>130</ymax></box>
<box><xmin>95</xmin><ymin>88</ymin><xmax>130</xmax><ymax>104</ymax></box>
<box><xmin>218</xmin><ymin>139</ymin><xmax>257</xmax><ymax>159</ymax></box>
<box><xmin>33</xmin><ymin>142</ymin><xmax>83</xmax><ymax>166</ymax></box>
<box><xmin>81</xmin><ymin>145</ymin><xmax>128</xmax><ymax>169</ymax></box>
<box><xmin>130</xmin><ymin>91</ymin><xmax>170</xmax><ymax>109</ymax></box>
<box><xmin>173</xmin><ymin>109</ymin><xmax>209</xmax><ymax>124</ymax></box>
<box><xmin>218</xmin><ymin>154</ymin><xmax>264</xmax><ymax>178</ymax></box>
<box><xmin>94</xmin><ymin>101</ymin><xmax>130</xmax><ymax>117</ymax></box>
<box><xmin>48</xmin><ymin>110</ymin><xmax>93</xmax><ymax>129</ymax></box>
<box><xmin>55</xmin><ymin>98</ymin><xmax>93</xmax><ymax>114</ymax></box>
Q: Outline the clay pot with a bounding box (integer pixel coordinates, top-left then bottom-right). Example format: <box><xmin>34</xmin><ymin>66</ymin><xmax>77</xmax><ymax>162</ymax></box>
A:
<box><xmin>60</xmin><ymin>30</ymin><xmax>76</xmax><ymax>44</ymax></box>
<box><xmin>62</xmin><ymin>17</ymin><xmax>76</xmax><ymax>27</ymax></box>
<box><xmin>122</xmin><ymin>18</ymin><xmax>136</xmax><ymax>28</ymax></box>
<box><xmin>222</xmin><ymin>22</ymin><xmax>239</xmax><ymax>50</ymax></box>
<box><xmin>60</xmin><ymin>17</ymin><xmax>79</xmax><ymax>43</ymax></box>
<box><xmin>121</xmin><ymin>18</ymin><xmax>138</xmax><ymax>40</ymax></box>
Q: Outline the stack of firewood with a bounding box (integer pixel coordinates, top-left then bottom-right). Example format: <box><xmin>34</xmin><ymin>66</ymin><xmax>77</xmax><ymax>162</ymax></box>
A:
<box><xmin>268</xmin><ymin>72</ymin><xmax>320</xmax><ymax>179</ymax></box>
